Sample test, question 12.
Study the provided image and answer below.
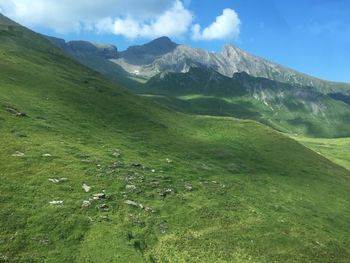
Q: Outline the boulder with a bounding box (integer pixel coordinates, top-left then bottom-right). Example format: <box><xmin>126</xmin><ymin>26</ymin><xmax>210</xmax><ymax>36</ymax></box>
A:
<box><xmin>185</xmin><ymin>184</ymin><xmax>193</xmax><ymax>191</ymax></box>
<box><xmin>82</xmin><ymin>183</ymin><xmax>91</xmax><ymax>192</ymax></box>
<box><xmin>48</xmin><ymin>178</ymin><xmax>68</xmax><ymax>183</ymax></box>
<box><xmin>82</xmin><ymin>200</ymin><xmax>91</xmax><ymax>208</ymax></box>
<box><xmin>124</xmin><ymin>200</ymin><xmax>138</xmax><ymax>207</ymax></box>
<box><xmin>12</xmin><ymin>151</ymin><xmax>25</xmax><ymax>157</ymax></box>
<box><xmin>97</xmin><ymin>203</ymin><xmax>109</xmax><ymax>211</ymax></box>
<box><xmin>93</xmin><ymin>193</ymin><xmax>106</xmax><ymax>200</ymax></box>
<box><xmin>49</xmin><ymin>200</ymin><xmax>63</xmax><ymax>205</ymax></box>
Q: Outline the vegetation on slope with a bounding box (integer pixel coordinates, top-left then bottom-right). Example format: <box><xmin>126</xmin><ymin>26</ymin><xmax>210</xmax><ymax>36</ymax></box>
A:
<box><xmin>293</xmin><ymin>136</ymin><xmax>350</xmax><ymax>171</ymax></box>
<box><xmin>1</xmin><ymin>15</ymin><xmax>350</xmax><ymax>262</ymax></box>
<box><xmin>141</xmin><ymin>68</ymin><xmax>350</xmax><ymax>138</ymax></box>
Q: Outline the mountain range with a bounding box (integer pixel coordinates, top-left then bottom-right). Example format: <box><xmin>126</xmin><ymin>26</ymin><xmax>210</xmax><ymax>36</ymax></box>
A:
<box><xmin>47</xmin><ymin>35</ymin><xmax>350</xmax><ymax>93</ymax></box>
<box><xmin>46</xmin><ymin>35</ymin><xmax>350</xmax><ymax>137</ymax></box>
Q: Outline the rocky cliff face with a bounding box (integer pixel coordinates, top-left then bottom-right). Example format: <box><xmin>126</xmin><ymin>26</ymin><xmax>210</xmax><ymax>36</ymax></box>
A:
<box><xmin>45</xmin><ymin>34</ymin><xmax>350</xmax><ymax>94</ymax></box>
<box><xmin>112</xmin><ymin>39</ymin><xmax>350</xmax><ymax>93</ymax></box>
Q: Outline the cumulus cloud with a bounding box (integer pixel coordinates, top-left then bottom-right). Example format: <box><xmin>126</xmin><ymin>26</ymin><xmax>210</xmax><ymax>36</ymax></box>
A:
<box><xmin>192</xmin><ymin>8</ymin><xmax>241</xmax><ymax>40</ymax></box>
<box><xmin>95</xmin><ymin>1</ymin><xmax>193</xmax><ymax>39</ymax></box>
<box><xmin>0</xmin><ymin>0</ymin><xmax>241</xmax><ymax>41</ymax></box>
<box><xmin>0</xmin><ymin>0</ymin><xmax>177</xmax><ymax>33</ymax></box>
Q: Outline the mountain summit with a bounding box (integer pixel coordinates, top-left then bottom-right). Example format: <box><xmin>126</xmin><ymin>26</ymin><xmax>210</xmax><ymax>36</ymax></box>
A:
<box><xmin>119</xmin><ymin>36</ymin><xmax>178</xmax><ymax>65</ymax></box>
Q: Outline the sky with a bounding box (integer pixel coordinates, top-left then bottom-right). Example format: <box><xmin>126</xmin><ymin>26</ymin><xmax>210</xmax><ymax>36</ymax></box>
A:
<box><xmin>0</xmin><ymin>0</ymin><xmax>349</xmax><ymax>82</ymax></box>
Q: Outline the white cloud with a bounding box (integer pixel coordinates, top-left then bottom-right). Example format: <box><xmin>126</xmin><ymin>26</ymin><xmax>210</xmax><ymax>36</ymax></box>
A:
<box><xmin>0</xmin><ymin>0</ymin><xmax>241</xmax><ymax>41</ymax></box>
<box><xmin>0</xmin><ymin>0</ymin><xmax>177</xmax><ymax>33</ymax></box>
<box><xmin>192</xmin><ymin>8</ymin><xmax>241</xmax><ymax>40</ymax></box>
<box><xmin>96</xmin><ymin>0</ymin><xmax>193</xmax><ymax>39</ymax></box>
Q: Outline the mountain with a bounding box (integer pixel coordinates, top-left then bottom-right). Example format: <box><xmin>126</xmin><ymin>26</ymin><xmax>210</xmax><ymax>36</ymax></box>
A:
<box><xmin>45</xmin><ymin>36</ymin><xmax>140</xmax><ymax>89</ymax></box>
<box><xmin>47</xmin><ymin>35</ymin><xmax>350</xmax><ymax>94</ymax></box>
<box><xmin>45</xmin><ymin>35</ymin><xmax>350</xmax><ymax>137</ymax></box>
<box><xmin>111</xmin><ymin>38</ymin><xmax>350</xmax><ymax>94</ymax></box>
<box><xmin>119</xmin><ymin>36</ymin><xmax>178</xmax><ymax>65</ymax></box>
<box><xmin>2</xmin><ymin>15</ymin><xmax>350</xmax><ymax>262</ymax></box>
<box><xmin>142</xmin><ymin>68</ymin><xmax>350</xmax><ymax>137</ymax></box>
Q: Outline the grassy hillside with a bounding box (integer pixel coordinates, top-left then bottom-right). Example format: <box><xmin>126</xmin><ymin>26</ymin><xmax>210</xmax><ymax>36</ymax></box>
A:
<box><xmin>1</xmin><ymin>15</ymin><xmax>350</xmax><ymax>262</ymax></box>
<box><xmin>293</xmin><ymin>136</ymin><xmax>350</xmax><ymax>171</ymax></box>
<box><xmin>141</xmin><ymin>69</ymin><xmax>350</xmax><ymax>138</ymax></box>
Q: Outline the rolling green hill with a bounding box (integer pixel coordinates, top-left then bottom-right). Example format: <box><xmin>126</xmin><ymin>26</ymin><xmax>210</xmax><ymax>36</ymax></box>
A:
<box><xmin>1</xmin><ymin>14</ymin><xmax>350</xmax><ymax>262</ymax></box>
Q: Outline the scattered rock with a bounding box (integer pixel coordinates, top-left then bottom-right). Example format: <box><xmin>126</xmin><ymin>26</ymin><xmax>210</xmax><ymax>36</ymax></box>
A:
<box><xmin>157</xmin><ymin>188</ymin><xmax>174</xmax><ymax>197</ymax></box>
<box><xmin>131</xmin><ymin>163</ymin><xmax>142</xmax><ymax>168</ymax></box>
<box><xmin>160</xmin><ymin>223</ymin><xmax>168</xmax><ymax>234</ymax></box>
<box><xmin>124</xmin><ymin>200</ymin><xmax>138</xmax><ymax>207</ymax></box>
<box><xmin>93</xmin><ymin>193</ymin><xmax>106</xmax><ymax>200</ymax></box>
<box><xmin>97</xmin><ymin>203</ymin><xmax>109</xmax><ymax>211</ymax></box>
<box><xmin>99</xmin><ymin>215</ymin><xmax>111</xmax><ymax>222</ymax></box>
<box><xmin>48</xmin><ymin>178</ymin><xmax>68</xmax><ymax>183</ymax></box>
<box><xmin>82</xmin><ymin>200</ymin><xmax>91</xmax><ymax>208</ymax></box>
<box><xmin>82</xmin><ymin>183</ymin><xmax>91</xmax><ymax>192</ymax></box>
<box><xmin>151</xmin><ymin>169</ymin><xmax>156</xmax><ymax>173</ymax></box>
<box><xmin>165</xmin><ymin>158</ymin><xmax>172</xmax><ymax>163</ymax></box>
<box><xmin>185</xmin><ymin>184</ymin><xmax>193</xmax><ymax>191</ymax></box>
<box><xmin>48</xmin><ymin>178</ymin><xmax>59</xmax><ymax>183</ymax></box>
<box><xmin>165</xmin><ymin>188</ymin><xmax>173</xmax><ymax>194</ymax></box>
<box><xmin>5</xmin><ymin>106</ymin><xmax>28</xmax><ymax>117</ymax></box>
<box><xmin>12</xmin><ymin>151</ymin><xmax>25</xmax><ymax>157</ymax></box>
<box><xmin>145</xmin><ymin>207</ymin><xmax>155</xmax><ymax>213</ymax></box>
<box><xmin>112</xmin><ymin>151</ymin><xmax>121</xmax><ymax>158</ymax></box>
<box><xmin>49</xmin><ymin>200</ymin><xmax>63</xmax><ymax>205</ymax></box>
<box><xmin>42</xmin><ymin>153</ymin><xmax>52</xmax><ymax>157</ymax></box>
<box><xmin>150</xmin><ymin>180</ymin><xmax>159</xmax><ymax>188</ymax></box>
<box><xmin>125</xmin><ymin>184</ymin><xmax>136</xmax><ymax>191</ymax></box>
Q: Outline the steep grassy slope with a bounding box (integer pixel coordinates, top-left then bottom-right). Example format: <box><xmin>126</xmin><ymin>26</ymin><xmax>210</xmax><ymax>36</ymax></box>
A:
<box><xmin>1</xmin><ymin>15</ymin><xmax>350</xmax><ymax>262</ymax></box>
<box><xmin>141</xmin><ymin>68</ymin><xmax>350</xmax><ymax>138</ymax></box>
<box><xmin>44</xmin><ymin>36</ymin><xmax>143</xmax><ymax>90</ymax></box>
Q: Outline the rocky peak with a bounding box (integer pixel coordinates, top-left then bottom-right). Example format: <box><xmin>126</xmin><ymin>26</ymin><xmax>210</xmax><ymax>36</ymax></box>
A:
<box><xmin>120</xmin><ymin>36</ymin><xmax>178</xmax><ymax>65</ymax></box>
<box><xmin>221</xmin><ymin>44</ymin><xmax>241</xmax><ymax>60</ymax></box>
<box><xmin>127</xmin><ymin>36</ymin><xmax>177</xmax><ymax>55</ymax></box>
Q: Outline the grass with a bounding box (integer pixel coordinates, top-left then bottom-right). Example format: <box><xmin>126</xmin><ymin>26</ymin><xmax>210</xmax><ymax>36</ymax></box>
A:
<box><xmin>1</xmin><ymin>17</ymin><xmax>350</xmax><ymax>262</ymax></box>
<box><xmin>292</xmin><ymin>136</ymin><xmax>350</xmax><ymax>171</ymax></box>
<box><xmin>140</xmin><ymin>69</ymin><xmax>350</xmax><ymax>138</ymax></box>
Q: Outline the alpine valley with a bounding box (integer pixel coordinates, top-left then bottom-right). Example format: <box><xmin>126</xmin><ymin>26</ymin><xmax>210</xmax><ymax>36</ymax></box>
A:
<box><xmin>46</xmin><ymin>35</ymin><xmax>350</xmax><ymax>138</ymax></box>
<box><xmin>1</xmin><ymin>13</ymin><xmax>350</xmax><ymax>263</ymax></box>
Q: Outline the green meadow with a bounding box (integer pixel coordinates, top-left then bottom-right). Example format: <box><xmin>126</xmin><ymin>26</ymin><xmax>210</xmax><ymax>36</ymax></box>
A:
<box><xmin>1</xmin><ymin>16</ymin><xmax>350</xmax><ymax>262</ymax></box>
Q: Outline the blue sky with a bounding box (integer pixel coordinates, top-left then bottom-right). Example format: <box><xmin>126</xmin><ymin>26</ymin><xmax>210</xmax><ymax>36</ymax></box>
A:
<box><xmin>1</xmin><ymin>0</ymin><xmax>349</xmax><ymax>82</ymax></box>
